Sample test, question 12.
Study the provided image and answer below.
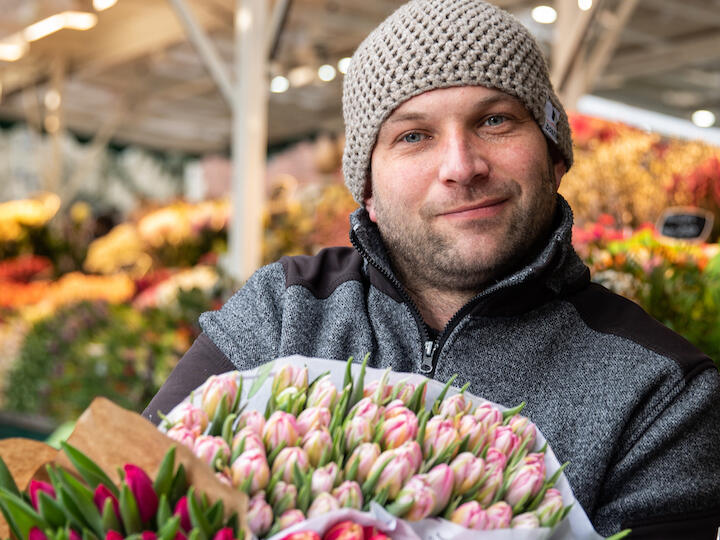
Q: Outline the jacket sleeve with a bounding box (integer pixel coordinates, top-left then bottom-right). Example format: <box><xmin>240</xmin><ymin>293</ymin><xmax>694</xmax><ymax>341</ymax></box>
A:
<box><xmin>593</xmin><ymin>366</ymin><xmax>720</xmax><ymax>539</ymax></box>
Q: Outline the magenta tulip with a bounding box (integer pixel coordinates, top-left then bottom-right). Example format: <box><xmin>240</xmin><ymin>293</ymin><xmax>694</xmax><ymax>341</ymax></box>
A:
<box><xmin>29</xmin><ymin>528</ymin><xmax>47</xmax><ymax>540</ymax></box>
<box><xmin>212</xmin><ymin>528</ymin><xmax>235</xmax><ymax>540</ymax></box>
<box><xmin>174</xmin><ymin>496</ymin><xmax>192</xmax><ymax>532</ymax></box>
<box><xmin>105</xmin><ymin>531</ymin><xmax>123</xmax><ymax>540</ymax></box>
<box><xmin>68</xmin><ymin>530</ymin><xmax>81</xmax><ymax>540</ymax></box>
<box><xmin>141</xmin><ymin>532</ymin><xmax>157</xmax><ymax>540</ymax></box>
<box><xmin>450</xmin><ymin>501</ymin><xmax>489</xmax><ymax>530</ymax></box>
<box><xmin>124</xmin><ymin>464</ymin><xmax>158</xmax><ymax>522</ymax></box>
<box><xmin>93</xmin><ymin>484</ymin><xmax>120</xmax><ymax>519</ymax></box>
<box><xmin>29</xmin><ymin>480</ymin><xmax>55</xmax><ymax>511</ymax></box>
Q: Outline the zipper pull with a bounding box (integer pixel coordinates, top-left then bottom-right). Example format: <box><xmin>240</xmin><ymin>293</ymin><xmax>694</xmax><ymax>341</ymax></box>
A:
<box><xmin>420</xmin><ymin>340</ymin><xmax>435</xmax><ymax>374</ymax></box>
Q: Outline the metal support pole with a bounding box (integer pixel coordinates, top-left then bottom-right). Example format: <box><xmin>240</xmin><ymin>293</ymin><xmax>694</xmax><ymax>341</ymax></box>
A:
<box><xmin>228</xmin><ymin>0</ymin><xmax>268</xmax><ymax>281</ymax></box>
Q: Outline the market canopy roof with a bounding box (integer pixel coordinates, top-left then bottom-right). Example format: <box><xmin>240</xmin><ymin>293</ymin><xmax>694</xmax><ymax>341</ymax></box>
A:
<box><xmin>0</xmin><ymin>0</ymin><xmax>719</xmax><ymax>154</ymax></box>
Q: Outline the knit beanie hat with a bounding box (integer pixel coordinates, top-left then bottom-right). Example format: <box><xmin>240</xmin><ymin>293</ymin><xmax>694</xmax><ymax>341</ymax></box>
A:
<box><xmin>342</xmin><ymin>0</ymin><xmax>573</xmax><ymax>204</ymax></box>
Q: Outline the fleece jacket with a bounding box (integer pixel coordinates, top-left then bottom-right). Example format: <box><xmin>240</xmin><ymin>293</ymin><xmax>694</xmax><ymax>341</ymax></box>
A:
<box><xmin>143</xmin><ymin>196</ymin><xmax>720</xmax><ymax>539</ymax></box>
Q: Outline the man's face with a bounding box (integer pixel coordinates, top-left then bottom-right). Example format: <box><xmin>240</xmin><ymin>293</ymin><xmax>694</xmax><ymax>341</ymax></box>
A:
<box><xmin>365</xmin><ymin>85</ymin><xmax>566</xmax><ymax>293</ymax></box>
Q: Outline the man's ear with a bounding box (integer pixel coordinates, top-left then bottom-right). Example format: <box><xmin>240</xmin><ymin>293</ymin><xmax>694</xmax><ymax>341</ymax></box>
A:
<box><xmin>365</xmin><ymin>194</ymin><xmax>378</xmax><ymax>222</ymax></box>
<box><xmin>553</xmin><ymin>159</ymin><xmax>566</xmax><ymax>191</ymax></box>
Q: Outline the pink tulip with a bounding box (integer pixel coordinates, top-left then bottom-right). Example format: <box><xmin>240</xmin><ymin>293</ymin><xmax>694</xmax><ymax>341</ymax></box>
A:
<box><xmin>438</xmin><ymin>394</ymin><xmax>471</xmax><ymax>419</ymax></box>
<box><xmin>508</xmin><ymin>415</ymin><xmax>537</xmax><ymax>450</ymax></box>
<box><xmin>382</xmin><ymin>400</ymin><xmax>408</xmax><ymax>420</ymax></box>
<box><xmin>475</xmin><ymin>467</ymin><xmax>503</xmax><ymax>506</ymax></box>
<box><xmin>193</xmin><ymin>435</ymin><xmax>231</xmax><ymax>468</ymax></box>
<box><xmin>303</xmin><ymin>428</ymin><xmax>333</xmax><ymax>467</ymax></box>
<box><xmin>332</xmin><ymin>481</ymin><xmax>363</xmax><ymax>509</ymax></box>
<box><xmin>237</xmin><ymin>410</ymin><xmax>266</xmax><ymax>437</ymax></box>
<box><xmin>247</xmin><ymin>493</ymin><xmax>273</xmax><ymax>537</ymax></box>
<box><xmin>536</xmin><ymin>488</ymin><xmax>564</xmax><ymax>526</ymax></box>
<box><xmin>486</xmin><ymin>501</ymin><xmax>513</xmax><ymax>529</ymax></box>
<box><xmin>423</xmin><ymin>416</ymin><xmax>460</xmax><ymax>460</ymax></box>
<box><xmin>105</xmin><ymin>531</ymin><xmax>123</xmax><ymax>540</ymax></box>
<box><xmin>511</xmin><ymin>512</ymin><xmax>540</xmax><ymax>528</ymax></box>
<box><xmin>425</xmin><ymin>464</ymin><xmax>454</xmax><ymax>513</ymax></box>
<box><xmin>272</xmin><ymin>446</ymin><xmax>310</xmax><ymax>483</ymax></box>
<box><xmin>270</xmin><ymin>481</ymin><xmax>297</xmax><ymax>509</ymax></box>
<box><xmin>394</xmin><ymin>380</ymin><xmax>420</xmax><ymax>407</ymax></box>
<box><xmin>344</xmin><ymin>417</ymin><xmax>373</xmax><ymax>452</ymax></box>
<box><xmin>29</xmin><ymin>480</ymin><xmax>55</xmax><ymax>511</ymax></box>
<box><xmin>307</xmin><ymin>492</ymin><xmax>340</xmax><ymax>518</ymax></box>
<box><xmin>124</xmin><ymin>464</ymin><xmax>158</xmax><ymax>523</ymax></box>
<box><xmin>485</xmin><ymin>447</ymin><xmax>508</xmax><ymax>473</ymax></box>
<box><xmin>172</xmin><ymin>403</ymin><xmax>209</xmax><ymax>434</ymax></box>
<box><xmin>231</xmin><ymin>448</ymin><xmax>270</xmax><ymax>494</ymax></box>
<box><xmin>29</xmin><ymin>528</ymin><xmax>47</xmax><ymax>540</ymax></box>
<box><xmin>141</xmin><ymin>532</ymin><xmax>157</xmax><ymax>540</ymax></box>
<box><xmin>393</xmin><ymin>475</ymin><xmax>436</xmax><ymax>521</ymax></box>
<box><xmin>349</xmin><ymin>397</ymin><xmax>381</xmax><ymax>424</ymax></box>
<box><xmin>489</xmin><ymin>425</ymin><xmax>520</xmax><ymax>457</ymax></box>
<box><xmin>523</xmin><ymin>452</ymin><xmax>546</xmax><ymax>471</ymax></box>
<box><xmin>165</xmin><ymin>425</ymin><xmax>197</xmax><ymax>449</ymax></box>
<box><xmin>394</xmin><ymin>440</ymin><xmax>423</xmax><ymax>474</ymax></box>
<box><xmin>312</xmin><ymin>462</ymin><xmax>340</xmax><ymax>496</ymax></box>
<box><xmin>504</xmin><ymin>463</ymin><xmax>545</xmax><ymax>507</ymax></box>
<box><xmin>323</xmin><ymin>521</ymin><xmax>364</xmax><ymax>540</ymax></box>
<box><xmin>381</xmin><ymin>408</ymin><xmax>419</xmax><ymax>449</ymax></box>
<box><xmin>369</xmin><ymin>450</ymin><xmax>415</xmax><ymax>499</ymax></box>
<box><xmin>93</xmin><ymin>484</ymin><xmax>120</xmax><ymax>519</ymax></box>
<box><xmin>263</xmin><ymin>411</ymin><xmax>300</xmax><ymax>449</ymax></box>
<box><xmin>272</xmin><ymin>364</ymin><xmax>308</xmax><ymax>396</ymax></box>
<box><xmin>277</xmin><ymin>509</ymin><xmax>306</xmax><ymax>529</ymax></box>
<box><xmin>449</xmin><ymin>452</ymin><xmax>485</xmax><ymax>495</ymax></box>
<box><xmin>472</xmin><ymin>402</ymin><xmax>503</xmax><ymax>429</ymax></box>
<box><xmin>232</xmin><ymin>427</ymin><xmax>266</xmax><ymax>456</ymax></box>
<box><xmin>201</xmin><ymin>373</ymin><xmax>238</xmax><ymax>418</ymax></box>
<box><xmin>344</xmin><ymin>442</ymin><xmax>381</xmax><ymax>484</ymax></box>
<box><xmin>450</xmin><ymin>501</ymin><xmax>489</xmax><ymax>530</ymax></box>
<box><xmin>458</xmin><ymin>415</ymin><xmax>491</xmax><ymax>454</ymax></box>
<box><xmin>174</xmin><ymin>496</ymin><xmax>191</xmax><ymax>531</ymax></box>
<box><xmin>364</xmin><ymin>379</ymin><xmax>393</xmax><ymax>403</ymax></box>
<box><xmin>296</xmin><ymin>407</ymin><xmax>331</xmax><ymax>437</ymax></box>
<box><xmin>307</xmin><ymin>376</ymin><xmax>338</xmax><ymax>409</ymax></box>
<box><xmin>212</xmin><ymin>528</ymin><xmax>235</xmax><ymax>540</ymax></box>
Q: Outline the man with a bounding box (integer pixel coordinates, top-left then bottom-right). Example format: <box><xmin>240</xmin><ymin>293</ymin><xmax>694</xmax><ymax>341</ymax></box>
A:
<box><xmin>144</xmin><ymin>0</ymin><xmax>720</xmax><ymax>537</ymax></box>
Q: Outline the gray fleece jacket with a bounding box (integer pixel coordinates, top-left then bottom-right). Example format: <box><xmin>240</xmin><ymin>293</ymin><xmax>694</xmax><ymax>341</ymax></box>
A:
<box><xmin>144</xmin><ymin>196</ymin><xmax>720</xmax><ymax>538</ymax></box>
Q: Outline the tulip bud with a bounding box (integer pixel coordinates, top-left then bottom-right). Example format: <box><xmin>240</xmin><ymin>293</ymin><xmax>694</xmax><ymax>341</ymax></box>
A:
<box><xmin>231</xmin><ymin>448</ymin><xmax>270</xmax><ymax>494</ymax></box>
<box><xmin>344</xmin><ymin>417</ymin><xmax>373</xmax><ymax>452</ymax></box>
<box><xmin>394</xmin><ymin>380</ymin><xmax>419</xmax><ymax>407</ymax></box>
<box><xmin>344</xmin><ymin>442</ymin><xmax>381</xmax><ymax>484</ymax></box>
<box><xmin>393</xmin><ymin>475</ymin><xmax>436</xmax><ymax>521</ymax></box>
<box><xmin>141</xmin><ymin>532</ymin><xmax>157</xmax><ymax>540</ymax></box>
<box><xmin>489</xmin><ymin>425</ymin><xmax>520</xmax><ymax>457</ymax></box>
<box><xmin>332</xmin><ymin>481</ymin><xmax>363</xmax><ymax>510</ymax></box>
<box><xmin>272</xmin><ymin>447</ymin><xmax>310</xmax><ymax>483</ymax></box>
<box><xmin>263</xmin><ymin>411</ymin><xmax>300</xmax><ymax>449</ymax></box>
<box><xmin>450</xmin><ymin>501</ymin><xmax>489</xmax><ymax>530</ymax></box>
<box><xmin>425</xmin><ymin>464</ymin><xmax>454</xmax><ymax>513</ymax></box>
<box><xmin>368</xmin><ymin>450</ymin><xmax>409</xmax><ymax>499</ymax></box>
<box><xmin>303</xmin><ymin>428</ymin><xmax>333</xmax><ymax>467</ymax></box>
<box><xmin>173</xmin><ymin>496</ymin><xmax>191</xmax><ymax>532</ymax></box>
<box><xmin>237</xmin><ymin>410</ymin><xmax>266</xmax><ymax>437</ymax></box>
<box><xmin>365</xmin><ymin>379</ymin><xmax>394</xmax><ymax>404</ymax></box>
<box><xmin>475</xmin><ymin>467</ymin><xmax>503</xmax><ymax>507</ymax></box>
<box><xmin>276</xmin><ymin>386</ymin><xmax>306</xmax><ymax>413</ymax></box>
<box><xmin>172</xmin><ymin>403</ymin><xmax>209</xmax><ymax>434</ymax></box>
<box><xmin>124</xmin><ymin>464</ymin><xmax>158</xmax><ymax>523</ymax></box>
<box><xmin>165</xmin><ymin>425</ymin><xmax>197</xmax><ymax>450</ymax></box>
<box><xmin>458</xmin><ymin>415</ymin><xmax>491</xmax><ymax>455</ymax></box>
<box><xmin>423</xmin><ymin>416</ymin><xmax>460</xmax><ymax>460</ymax></box>
<box><xmin>212</xmin><ymin>528</ymin><xmax>235</xmax><ymax>540</ymax></box>
<box><xmin>484</xmin><ymin>447</ymin><xmax>508</xmax><ymax>473</ymax></box>
<box><xmin>105</xmin><ymin>531</ymin><xmax>123</xmax><ymax>540</ymax></box>
<box><xmin>193</xmin><ymin>435</ymin><xmax>231</xmax><ymax>468</ymax></box>
<box><xmin>201</xmin><ymin>373</ymin><xmax>238</xmax><ymax>419</ymax></box>
<box><xmin>349</xmin><ymin>397</ymin><xmax>381</xmax><ymax>424</ymax></box>
<box><xmin>382</xmin><ymin>400</ymin><xmax>408</xmax><ymax>420</ymax></box>
<box><xmin>307</xmin><ymin>492</ymin><xmax>340</xmax><ymax>518</ymax></box>
<box><xmin>29</xmin><ymin>480</ymin><xmax>55</xmax><ymax>511</ymax></box>
<box><xmin>472</xmin><ymin>402</ymin><xmax>503</xmax><ymax>429</ymax></box>
<box><xmin>486</xmin><ymin>501</ymin><xmax>512</xmax><ymax>529</ymax></box>
<box><xmin>247</xmin><ymin>493</ymin><xmax>273</xmax><ymax>537</ymax></box>
<box><xmin>272</xmin><ymin>364</ymin><xmax>308</xmax><ymax>396</ymax></box>
<box><xmin>438</xmin><ymin>394</ymin><xmax>470</xmax><ymax>419</ymax></box>
<box><xmin>323</xmin><ymin>520</ymin><xmax>364</xmax><ymax>540</ymax></box>
<box><xmin>523</xmin><ymin>452</ymin><xmax>546</xmax><ymax>471</ymax></box>
<box><xmin>232</xmin><ymin>427</ymin><xmax>266</xmax><ymax>457</ymax></box>
<box><xmin>394</xmin><ymin>440</ymin><xmax>423</xmax><ymax>474</ymax></box>
<box><xmin>381</xmin><ymin>407</ymin><xmax>419</xmax><ymax>450</ymax></box>
<box><xmin>270</xmin><ymin>481</ymin><xmax>298</xmax><ymax>511</ymax></box>
<box><xmin>511</xmin><ymin>512</ymin><xmax>540</xmax><ymax>528</ymax></box>
<box><xmin>312</xmin><ymin>463</ymin><xmax>340</xmax><ymax>496</ymax></box>
<box><xmin>449</xmin><ymin>452</ymin><xmax>485</xmax><ymax>496</ymax></box>
<box><xmin>29</xmin><ymin>527</ymin><xmax>47</xmax><ymax>540</ymax></box>
<box><xmin>277</xmin><ymin>508</ymin><xmax>305</xmax><ymax>530</ymax></box>
<box><xmin>93</xmin><ymin>484</ymin><xmax>120</xmax><ymax>519</ymax></box>
<box><xmin>69</xmin><ymin>530</ymin><xmax>81</xmax><ymax>540</ymax></box>
<box><xmin>307</xmin><ymin>376</ymin><xmax>338</xmax><ymax>410</ymax></box>
<box><xmin>296</xmin><ymin>407</ymin><xmax>332</xmax><ymax>438</ymax></box>
<box><xmin>508</xmin><ymin>415</ymin><xmax>537</xmax><ymax>451</ymax></box>
<box><xmin>504</xmin><ymin>463</ymin><xmax>544</xmax><ymax>507</ymax></box>
<box><xmin>536</xmin><ymin>488</ymin><xmax>564</xmax><ymax>526</ymax></box>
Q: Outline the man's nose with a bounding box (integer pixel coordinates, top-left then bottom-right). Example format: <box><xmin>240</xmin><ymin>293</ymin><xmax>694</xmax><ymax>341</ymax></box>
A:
<box><xmin>437</xmin><ymin>129</ymin><xmax>490</xmax><ymax>185</ymax></box>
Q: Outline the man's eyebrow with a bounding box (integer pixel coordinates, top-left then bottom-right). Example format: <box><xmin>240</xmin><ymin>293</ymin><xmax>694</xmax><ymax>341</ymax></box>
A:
<box><xmin>385</xmin><ymin>95</ymin><xmax>525</xmax><ymax>125</ymax></box>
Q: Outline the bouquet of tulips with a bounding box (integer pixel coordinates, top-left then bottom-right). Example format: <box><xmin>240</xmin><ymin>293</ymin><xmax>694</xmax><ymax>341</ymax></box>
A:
<box><xmin>280</xmin><ymin>519</ymin><xmax>393</xmax><ymax>540</ymax></box>
<box><xmin>0</xmin><ymin>443</ymin><xmax>243</xmax><ymax>540</ymax></box>
<box><xmin>158</xmin><ymin>356</ymin><xmax>605</xmax><ymax>540</ymax></box>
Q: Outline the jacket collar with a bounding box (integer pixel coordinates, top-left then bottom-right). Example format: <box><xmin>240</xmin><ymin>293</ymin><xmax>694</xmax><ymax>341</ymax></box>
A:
<box><xmin>349</xmin><ymin>194</ymin><xmax>590</xmax><ymax>315</ymax></box>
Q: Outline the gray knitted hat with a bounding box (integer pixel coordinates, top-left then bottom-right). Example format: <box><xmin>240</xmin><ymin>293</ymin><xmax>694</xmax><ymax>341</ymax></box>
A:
<box><xmin>342</xmin><ymin>0</ymin><xmax>573</xmax><ymax>204</ymax></box>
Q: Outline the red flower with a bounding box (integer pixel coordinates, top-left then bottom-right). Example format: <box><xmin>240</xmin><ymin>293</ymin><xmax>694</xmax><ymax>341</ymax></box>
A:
<box><xmin>93</xmin><ymin>484</ymin><xmax>120</xmax><ymax>519</ymax></box>
<box><xmin>124</xmin><ymin>464</ymin><xmax>159</xmax><ymax>523</ymax></box>
<box><xmin>212</xmin><ymin>528</ymin><xmax>235</xmax><ymax>540</ymax></box>
<box><xmin>29</xmin><ymin>480</ymin><xmax>55</xmax><ymax>511</ymax></box>
<box><xmin>173</xmin><ymin>496</ymin><xmax>192</xmax><ymax>532</ymax></box>
<box><xmin>29</xmin><ymin>528</ymin><xmax>47</xmax><ymax>540</ymax></box>
<box><xmin>105</xmin><ymin>532</ymin><xmax>124</xmax><ymax>540</ymax></box>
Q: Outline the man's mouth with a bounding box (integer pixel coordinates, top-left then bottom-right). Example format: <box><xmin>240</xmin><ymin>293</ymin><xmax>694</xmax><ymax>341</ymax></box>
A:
<box><xmin>438</xmin><ymin>197</ymin><xmax>510</xmax><ymax>219</ymax></box>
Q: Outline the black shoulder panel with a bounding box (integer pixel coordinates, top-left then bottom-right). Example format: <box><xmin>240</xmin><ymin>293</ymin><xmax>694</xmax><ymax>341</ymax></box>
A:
<box><xmin>567</xmin><ymin>282</ymin><xmax>713</xmax><ymax>379</ymax></box>
<box><xmin>280</xmin><ymin>247</ymin><xmax>365</xmax><ymax>300</ymax></box>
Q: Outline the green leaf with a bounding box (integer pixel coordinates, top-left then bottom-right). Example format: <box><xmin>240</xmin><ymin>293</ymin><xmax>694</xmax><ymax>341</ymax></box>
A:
<box><xmin>153</xmin><ymin>446</ymin><xmax>177</xmax><ymax>499</ymax></box>
<box><xmin>502</xmin><ymin>402</ymin><xmax>527</xmax><ymax>422</ymax></box>
<box><xmin>119</xmin><ymin>484</ymin><xmax>142</xmax><ymax>535</ymax></box>
<box><xmin>407</xmin><ymin>380</ymin><xmax>428</xmax><ymax>414</ymax></box>
<box><xmin>55</xmin><ymin>485</ymin><xmax>85</xmax><ymax>531</ymax></box>
<box><xmin>38</xmin><ymin>490</ymin><xmax>68</xmax><ymax>529</ymax></box>
<box><xmin>231</xmin><ymin>375</ymin><xmax>243</xmax><ymax>413</ymax></box>
<box><xmin>207</xmin><ymin>394</ymin><xmax>229</xmax><ymax>437</ymax></box>
<box><xmin>267</xmin><ymin>441</ymin><xmax>287</xmax><ymax>467</ymax></box>
<box><xmin>100</xmin><ymin>497</ymin><xmax>121</xmax><ymax>534</ymax></box>
<box><xmin>0</xmin><ymin>491</ymin><xmax>23</xmax><ymax>540</ymax></box>
<box><xmin>156</xmin><ymin>494</ymin><xmax>172</xmax><ymax>528</ymax></box>
<box><xmin>0</xmin><ymin>456</ymin><xmax>20</xmax><ymax>497</ymax></box>
<box><xmin>224</xmin><ymin>512</ymin><xmax>239</xmax><ymax>537</ymax></box>
<box><xmin>60</xmin><ymin>442</ymin><xmax>118</xmax><ymax>498</ymax></box>
<box><xmin>158</xmin><ymin>515</ymin><xmax>181</xmax><ymax>540</ymax></box>
<box><xmin>56</xmin><ymin>469</ymin><xmax>104</xmax><ymax>538</ymax></box>
<box><xmin>0</xmin><ymin>487</ymin><xmax>48</xmax><ymax>539</ymax></box>
<box><xmin>605</xmin><ymin>529</ymin><xmax>632</xmax><ymax>540</ymax></box>
<box><xmin>168</xmin><ymin>464</ymin><xmax>188</xmax><ymax>505</ymax></box>
<box><xmin>361</xmin><ymin>456</ymin><xmax>391</xmax><ymax>499</ymax></box>
<box><xmin>343</xmin><ymin>356</ymin><xmax>354</xmax><ymax>391</ymax></box>
<box><xmin>348</xmin><ymin>353</ymin><xmax>369</xmax><ymax>409</ymax></box>
<box><xmin>432</xmin><ymin>374</ymin><xmax>458</xmax><ymax>415</ymax></box>
<box><xmin>186</xmin><ymin>488</ymin><xmax>211</xmax><ymax>540</ymax></box>
<box><xmin>345</xmin><ymin>455</ymin><xmax>360</xmax><ymax>483</ymax></box>
<box><xmin>206</xmin><ymin>499</ymin><xmax>224</xmax><ymax>532</ymax></box>
<box><xmin>248</xmin><ymin>361</ymin><xmax>275</xmax><ymax>399</ymax></box>
<box><xmin>221</xmin><ymin>413</ymin><xmax>237</xmax><ymax>445</ymax></box>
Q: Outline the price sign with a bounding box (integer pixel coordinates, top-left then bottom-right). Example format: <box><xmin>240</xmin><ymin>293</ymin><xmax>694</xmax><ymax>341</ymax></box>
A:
<box><xmin>657</xmin><ymin>207</ymin><xmax>714</xmax><ymax>242</ymax></box>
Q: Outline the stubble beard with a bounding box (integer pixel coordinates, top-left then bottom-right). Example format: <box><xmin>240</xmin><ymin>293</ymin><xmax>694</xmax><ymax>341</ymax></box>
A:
<box><xmin>372</xmin><ymin>159</ymin><xmax>559</xmax><ymax>295</ymax></box>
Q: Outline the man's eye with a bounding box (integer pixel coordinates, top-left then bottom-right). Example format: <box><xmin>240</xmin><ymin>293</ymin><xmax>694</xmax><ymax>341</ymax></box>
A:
<box><xmin>401</xmin><ymin>132</ymin><xmax>425</xmax><ymax>143</ymax></box>
<box><xmin>485</xmin><ymin>115</ymin><xmax>506</xmax><ymax>127</ymax></box>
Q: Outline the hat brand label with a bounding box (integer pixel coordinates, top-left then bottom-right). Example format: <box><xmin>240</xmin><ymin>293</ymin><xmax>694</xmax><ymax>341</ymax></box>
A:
<box><xmin>543</xmin><ymin>100</ymin><xmax>560</xmax><ymax>144</ymax></box>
